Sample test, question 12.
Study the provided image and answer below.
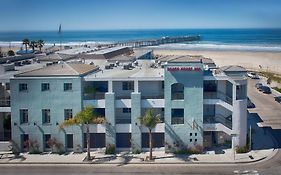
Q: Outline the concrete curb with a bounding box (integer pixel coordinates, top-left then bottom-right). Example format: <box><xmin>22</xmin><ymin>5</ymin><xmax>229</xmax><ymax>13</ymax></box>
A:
<box><xmin>0</xmin><ymin>154</ymin><xmax>269</xmax><ymax>165</ymax></box>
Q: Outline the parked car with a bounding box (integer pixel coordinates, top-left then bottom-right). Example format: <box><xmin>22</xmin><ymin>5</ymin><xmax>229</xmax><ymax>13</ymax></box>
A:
<box><xmin>247</xmin><ymin>97</ymin><xmax>255</xmax><ymax>108</ymax></box>
<box><xmin>247</xmin><ymin>72</ymin><xmax>259</xmax><ymax>79</ymax></box>
<box><xmin>261</xmin><ymin>86</ymin><xmax>272</xmax><ymax>94</ymax></box>
<box><xmin>274</xmin><ymin>96</ymin><xmax>281</xmax><ymax>103</ymax></box>
<box><xmin>255</xmin><ymin>83</ymin><xmax>263</xmax><ymax>90</ymax></box>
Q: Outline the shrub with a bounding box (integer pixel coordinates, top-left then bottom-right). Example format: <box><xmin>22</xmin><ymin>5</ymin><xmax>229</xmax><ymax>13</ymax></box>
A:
<box><xmin>28</xmin><ymin>140</ymin><xmax>41</xmax><ymax>154</ymax></box>
<box><xmin>132</xmin><ymin>149</ymin><xmax>141</xmax><ymax>154</ymax></box>
<box><xmin>174</xmin><ymin>145</ymin><xmax>203</xmax><ymax>155</ymax></box>
<box><xmin>236</xmin><ymin>146</ymin><xmax>249</xmax><ymax>153</ymax></box>
<box><xmin>7</xmin><ymin>50</ymin><xmax>15</xmax><ymax>56</ymax></box>
<box><xmin>105</xmin><ymin>144</ymin><xmax>115</xmax><ymax>154</ymax></box>
<box><xmin>47</xmin><ymin>138</ymin><xmax>65</xmax><ymax>154</ymax></box>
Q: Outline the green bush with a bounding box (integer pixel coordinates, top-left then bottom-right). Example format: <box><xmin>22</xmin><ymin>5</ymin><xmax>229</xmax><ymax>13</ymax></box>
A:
<box><xmin>236</xmin><ymin>146</ymin><xmax>249</xmax><ymax>153</ymax></box>
<box><xmin>273</xmin><ymin>87</ymin><xmax>281</xmax><ymax>93</ymax></box>
<box><xmin>132</xmin><ymin>149</ymin><xmax>141</xmax><ymax>154</ymax></box>
<box><xmin>7</xmin><ymin>50</ymin><xmax>15</xmax><ymax>56</ymax></box>
<box><xmin>174</xmin><ymin>145</ymin><xmax>203</xmax><ymax>155</ymax></box>
<box><xmin>105</xmin><ymin>144</ymin><xmax>115</xmax><ymax>154</ymax></box>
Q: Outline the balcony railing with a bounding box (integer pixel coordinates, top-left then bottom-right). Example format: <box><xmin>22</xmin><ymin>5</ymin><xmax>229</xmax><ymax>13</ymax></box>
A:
<box><xmin>171</xmin><ymin>117</ymin><xmax>184</xmax><ymax>125</ymax></box>
<box><xmin>0</xmin><ymin>99</ymin><xmax>10</xmax><ymax>107</ymax></box>
<box><xmin>141</xmin><ymin>94</ymin><xmax>164</xmax><ymax>99</ymax></box>
<box><xmin>203</xmin><ymin>91</ymin><xmax>233</xmax><ymax>105</ymax></box>
<box><xmin>115</xmin><ymin>118</ymin><xmax>131</xmax><ymax>124</ymax></box>
<box><xmin>84</xmin><ymin>92</ymin><xmax>105</xmax><ymax>100</ymax></box>
<box><xmin>203</xmin><ymin>115</ymin><xmax>232</xmax><ymax>129</ymax></box>
<box><xmin>171</xmin><ymin>93</ymin><xmax>184</xmax><ymax>100</ymax></box>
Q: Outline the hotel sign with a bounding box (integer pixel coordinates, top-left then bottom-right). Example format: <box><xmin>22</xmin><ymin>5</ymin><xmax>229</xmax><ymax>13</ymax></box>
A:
<box><xmin>167</xmin><ymin>66</ymin><xmax>201</xmax><ymax>72</ymax></box>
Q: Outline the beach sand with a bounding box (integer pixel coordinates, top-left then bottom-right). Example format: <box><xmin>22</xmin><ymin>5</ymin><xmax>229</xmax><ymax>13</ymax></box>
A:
<box><xmin>153</xmin><ymin>49</ymin><xmax>281</xmax><ymax>74</ymax></box>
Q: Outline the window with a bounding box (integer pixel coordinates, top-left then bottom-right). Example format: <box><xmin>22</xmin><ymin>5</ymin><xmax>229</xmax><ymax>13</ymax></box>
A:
<box><xmin>190</xmin><ymin>133</ymin><xmax>192</xmax><ymax>136</ymax></box>
<box><xmin>195</xmin><ymin>133</ymin><xmax>197</xmax><ymax>136</ymax></box>
<box><xmin>190</xmin><ymin>139</ymin><xmax>192</xmax><ymax>142</ymax></box>
<box><xmin>41</xmin><ymin>83</ymin><xmax>50</xmax><ymax>91</ymax></box>
<box><xmin>203</xmin><ymin>81</ymin><xmax>217</xmax><ymax>92</ymax></box>
<box><xmin>161</xmin><ymin>81</ymin><xmax>164</xmax><ymax>89</ymax></box>
<box><xmin>64</xmin><ymin>109</ymin><xmax>73</xmax><ymax>120</ymax></box>
<box><xmin>171</xmin><ymin>83</ymin><xmax>184</xmax><ymax>100</ymax></box>
<box><xmin>42</xmin><ymin>109</ymin><xmax>51</xmax><ymax>124</ymax></box>
<box><xmin>116</xmin><ymin>133</ymin><xmax>131</xmax><ymax>148</ymax></box>
<box><xmin>44</xmin><ymin>134</ymin><xmax>51</xmax><ymax>149</ymax></box>
<box><xmin>66</xmin><ymin>134</ymin><xmax>73</xmax><ymax>149</ymax></box>
<box><xmin>20</xmin><ymin>109</ymin><xmax>28</xmax><ymax>124</ymax></box>
<box><xmin>19</xmin><ymin>83</ymin><xmax>28</xmax><ymax>92</ymax></box>
<box><xmin>122</xmin><ymin>81</ymin><xmax>134</xmax><ymax>90</ymax></box>
<box><xmin>195</xmin><ymin>139</ymin><xmax>197</xmax><ymax>142</ymax></box>
<box><xmin>171</xmin><ymin>109</ymin><xmax>184</xmax><ymax>125</ymax></box>
<box><xmin>122</xmin><ymin>108</ymin><xmax>131</xmax><ymax>113</ymax></box>
<box><xmin>5</xmin><ymin>83</ymin><xmax>10</xmax><ymax>90</ymax></box>
<box><xmin>64</xmin><ymin>83</ymin><xmax>72</xmax><ymax>91</ymax></box>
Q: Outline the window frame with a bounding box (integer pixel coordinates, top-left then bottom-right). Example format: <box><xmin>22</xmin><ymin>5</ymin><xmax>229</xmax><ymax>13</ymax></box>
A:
<box><xmin>64</xmin><ymin>83</ymin><xmax>72</xmax><ymax>91</ymax></box>
<box><xmin>42</xmin><ymin>109</ymin><xmax>51</xmax><ymax>124</ymax></box>
<box><xmin>171</xmin><ymin>108</ymin><xmax>184</xmax><ymax>125</ymax></box>
<box><xmin>64</xmin><ymin>109</ymin><xmax>73</xmax><ymax>120</ymax></box>
<box><xmin>41</xmin><ymin>83</ymin><xmax>50</xmax><ymax>91</ymax></box>
<box><xmin>19</xmin><ymin>83</ymin><xmax>28</xmax><ymax>92</ymax></box>
<box><xmin>20</xmin><ymin>109</ymin><xmax>28</xmax><ymax>124</ymax></box>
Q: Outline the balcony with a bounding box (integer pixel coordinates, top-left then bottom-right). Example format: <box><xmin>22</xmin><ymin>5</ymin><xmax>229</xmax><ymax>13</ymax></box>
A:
<box><xmin>203</xmin><ymin>115</ymin><xmax>232</xmax><ymax>129</ymax></box>
<box><xmin>115</xmin><ymin>118</ymin><xmax>131</xmax><ymax>124</ymax></box>
<box><xmin>141</xmin><ymin>94</ymin><xmax>164</xmax><ymax>99</ymax></box>
<box><xmin>84</xmin><ymin>92</ymin><xmax>105</xmax><ymax>100</ymax></box>
<box><xmin>204</xmin><ymin>91</ymin><xmax>232</xmax><ymax>105</ymax></box>
<box><xmin>0</xmin><ymin>98</ymin><xmax>10</xmax><ymax>107</ymax></box>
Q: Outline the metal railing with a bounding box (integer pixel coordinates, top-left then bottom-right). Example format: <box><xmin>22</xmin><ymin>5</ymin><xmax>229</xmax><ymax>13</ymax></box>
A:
<box><xmin>141</xmin><ymin>94</ymin><xmax>164</xmax><ymax>99</ymax></box>
<box><xmin>203</xmin><ymin>91</ymin><xmax>233</xmax><ymax>105</ymax></box>
<box><xmin>115</xmin><ymin>118</ymin><xmax>131</xmax><ymax>124</ymax></box>
<box><xmin>0</xmin><ymin>99</ymin><xmax>10</xmax><ymax>107</ymax></box>
<box><xmin>171</xmin><ymin>117</ymin><xmax>184</xmax><ymax>125</ymax></box>
<box><xmin>84</xmin><ymin>92</ymin><xmax>105</xmax><ymax>100</ymax></box>
<box><xmin>203</xmin><ymin>114</ymin><xmax>232</xmax><ymax>129</ymax></box>
<box><xmin>171</xmin><ymin>93</ymin><xmax>184</xmax><ymax>100</ymax></box>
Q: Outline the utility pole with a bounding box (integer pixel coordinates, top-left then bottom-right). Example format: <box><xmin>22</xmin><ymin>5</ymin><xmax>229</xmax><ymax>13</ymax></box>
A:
<box><xmin>249</xmin><ymin>125</ymin><xmax>252</xmax><ymax>151</ymax></box>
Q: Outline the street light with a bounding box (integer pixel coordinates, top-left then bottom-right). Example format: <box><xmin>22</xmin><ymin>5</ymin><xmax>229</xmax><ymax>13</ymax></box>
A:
<box><xmin>231</xmin><ymin>133</ymin><xmax>237</xmax><ymax>161</ymax></box>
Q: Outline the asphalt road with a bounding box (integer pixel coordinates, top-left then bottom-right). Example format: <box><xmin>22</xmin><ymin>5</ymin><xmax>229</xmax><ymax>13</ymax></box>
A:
<box><xmin>0</xmin><ymin>78</ymin><xmax>281</xmax><ymax>175</ymax></box>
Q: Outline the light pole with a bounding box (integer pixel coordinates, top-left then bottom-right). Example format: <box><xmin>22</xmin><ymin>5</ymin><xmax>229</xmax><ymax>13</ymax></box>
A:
<box><xmin>231</xmin><ymin>133</ymin><xmax>237</xmax><ymax>161</ymax></box>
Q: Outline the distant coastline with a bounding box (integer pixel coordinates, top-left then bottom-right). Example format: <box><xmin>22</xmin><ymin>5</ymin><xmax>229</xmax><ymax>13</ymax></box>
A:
<box><xmin>0</xmin><ymin>29</ymin><xmax>281</xmax><ymax>52</ymax></box>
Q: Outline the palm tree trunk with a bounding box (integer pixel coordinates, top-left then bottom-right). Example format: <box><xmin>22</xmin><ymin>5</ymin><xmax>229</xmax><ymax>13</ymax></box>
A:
<box><xmin>149</xmin><ymin>129</ymin><xmax>153</xmax><ymax>160</ymax></box>
<box><xmin>86</xmin><ymin>123</ymin><xmax>91</xmax><ymax>161</ymax></box>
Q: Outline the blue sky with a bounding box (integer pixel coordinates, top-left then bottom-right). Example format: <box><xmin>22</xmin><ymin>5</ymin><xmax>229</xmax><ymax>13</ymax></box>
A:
<box><xmin>1</xmin><ymin>0</ymin><xmax>281</xmax><ymax>31</ymax></box>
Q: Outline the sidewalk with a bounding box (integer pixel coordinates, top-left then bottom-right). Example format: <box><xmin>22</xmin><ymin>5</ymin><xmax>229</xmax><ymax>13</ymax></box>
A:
<box><xmin>0</xmin><ymin>113</ymin><xmax>277</xmax><ymax>165</ymax></box>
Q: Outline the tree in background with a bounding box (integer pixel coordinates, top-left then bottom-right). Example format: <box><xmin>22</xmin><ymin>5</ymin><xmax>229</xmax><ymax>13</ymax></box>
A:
<box><xmin>29</xmin><ymin>41</ymin><xmax>37</xmax><ymax>52</ymax></box>
<box><xmin>37</xmin><ymin>39</ymin><xmax>44</xmax><ymax>52</ymax></box>
<box><xmin>60</xmin><ymin>106</ymin><xmax>106</xmax><ymax>161</ymax></box>
<box><xmin>139</xmin><ymin>109</ymin><xmax>161</xmax><ymax>160</ymax></box>
<box><xmin>22</xmin><ymin>38</ymin><xmax>30</xmax><ymax>53</ymax></box>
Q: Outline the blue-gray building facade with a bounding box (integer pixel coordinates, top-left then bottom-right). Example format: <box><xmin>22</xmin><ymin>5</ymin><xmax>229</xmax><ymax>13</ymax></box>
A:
<box><xmin>10</xmin><ymin>59</ymin><xmax>248</xmax><ymax>153</ymax></box>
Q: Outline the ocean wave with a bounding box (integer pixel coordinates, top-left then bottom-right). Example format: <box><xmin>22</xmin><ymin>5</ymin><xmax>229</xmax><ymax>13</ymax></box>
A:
<box><xmin>148</xmin><ymin>43</ymin><xmax>281</xmax><ymax>52</ymax></box>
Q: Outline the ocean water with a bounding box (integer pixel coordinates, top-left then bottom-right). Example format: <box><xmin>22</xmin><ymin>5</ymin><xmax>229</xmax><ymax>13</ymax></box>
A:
<box><xmin>0</xmin><ymin>29</ymin><xmax>281</xmax><ymax>52</ymax></box>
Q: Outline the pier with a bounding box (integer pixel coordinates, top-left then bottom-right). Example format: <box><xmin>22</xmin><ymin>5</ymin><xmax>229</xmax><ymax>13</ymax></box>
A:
<box><xmin>102</xmin><ymin>35</ymin><xmax>200</xmax><ymax>48</ymax></box>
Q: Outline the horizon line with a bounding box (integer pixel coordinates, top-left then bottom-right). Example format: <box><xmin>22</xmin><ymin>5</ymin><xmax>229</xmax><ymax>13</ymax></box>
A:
<box><xmin>1</xmin><ymin>27</ymin><xmax>281</xmax><ymax>32</ymax></box>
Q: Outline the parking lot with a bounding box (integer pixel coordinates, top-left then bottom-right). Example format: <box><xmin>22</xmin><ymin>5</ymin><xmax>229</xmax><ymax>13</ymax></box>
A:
<box><xmin>248</xmin><ymin>78</ymin><xmax>281</xmax><ymax>129</ymax></box>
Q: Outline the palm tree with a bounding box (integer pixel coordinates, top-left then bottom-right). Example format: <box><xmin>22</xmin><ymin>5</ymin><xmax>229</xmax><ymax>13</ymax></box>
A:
<box><xmin>37</xmin><ymin>39</ymin><xmax>44</xmax><ymax>52</ymax></box>
<box><xmin>29</xmin><ymin>41</ymin><xmax>37</xmax><ymax>52</ymax></box>
<box><xmin>60</xmin><ymin>106</ymin><xmax>105</xmax><ymax>161</ymax></box>
<box><xmin>22</xmin><ymin>38</ymin><xmax>30</xmax><ymax>53</ymax></box>
<box><xmin>139</xmin><ymin>109</ymin><xmax>161</xmax><ymax>160</ymax></box>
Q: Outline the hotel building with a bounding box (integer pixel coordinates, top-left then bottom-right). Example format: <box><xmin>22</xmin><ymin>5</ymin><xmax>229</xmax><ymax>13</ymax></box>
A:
<box><xmin>7</xmin><ymin>48</ymin><xmax>248</xmax><ymax>153</ymax></box>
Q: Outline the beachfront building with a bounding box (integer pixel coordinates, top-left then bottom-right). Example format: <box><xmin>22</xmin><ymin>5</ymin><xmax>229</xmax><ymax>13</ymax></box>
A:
<box><xmin>9</xmin><ymin>49</ymin><xmax>248</xmax><ymax>153</ymax></box>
